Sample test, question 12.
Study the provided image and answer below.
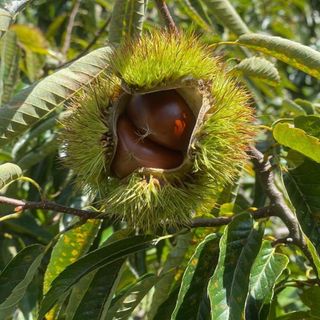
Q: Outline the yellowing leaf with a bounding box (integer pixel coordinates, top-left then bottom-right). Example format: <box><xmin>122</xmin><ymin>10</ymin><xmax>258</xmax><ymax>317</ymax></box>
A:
<box><xmin>273</xmin><ymin>123</ymin><xmax>320</xmax><ymax>163</ymax></box>
<box><xmin>10</xmin><ymin>24</ymin><xmax>48</xmax><ymax>55</ymax></box>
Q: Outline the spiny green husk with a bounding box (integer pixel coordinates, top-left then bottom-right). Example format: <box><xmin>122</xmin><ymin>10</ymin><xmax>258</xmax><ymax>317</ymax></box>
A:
<box><xmin>60</xmin><ymin>31</ymin><xmax>255</xmax><ymax>231</ymax></box>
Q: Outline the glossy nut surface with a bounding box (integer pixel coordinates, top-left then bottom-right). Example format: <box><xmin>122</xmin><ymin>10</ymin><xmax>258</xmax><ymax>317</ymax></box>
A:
<box><xmin>111</xmin><ymin>115</ymin><xmax>184</xmax><ymax>178</ymax></box>
<box><xmin>126</xmin><ymin>90</ymin><xmax>195</xmax><ymax>151</ymax></box>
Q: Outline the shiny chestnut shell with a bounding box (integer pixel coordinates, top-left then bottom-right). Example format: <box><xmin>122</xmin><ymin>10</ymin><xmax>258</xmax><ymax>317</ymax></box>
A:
<box><xmin>111</xmin><ymin>115</ymin><xmax>184</xmax><ymax>178</ymax></box>
<box><xmin>126</xmin><ymin>90</ymin><xmax>195</xmax><ymax>151</ymax></box>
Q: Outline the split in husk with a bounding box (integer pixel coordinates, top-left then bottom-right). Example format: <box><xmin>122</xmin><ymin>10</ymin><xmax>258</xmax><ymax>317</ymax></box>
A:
<box><xmin>60</xmin><ymin>30</ymin><xmax>255</xmax><ymax>232</ymax></box>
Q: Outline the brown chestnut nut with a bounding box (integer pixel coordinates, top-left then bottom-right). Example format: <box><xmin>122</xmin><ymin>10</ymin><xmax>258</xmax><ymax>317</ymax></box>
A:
<box><xmin>126</xmin><ymin>90</ymin><xmax>195</xmax><ymax>151</ymax></box>
<box><xmin>111</xmin><ymin>115</ymin><xmax>183</xmax><ymax>178</ymax></box>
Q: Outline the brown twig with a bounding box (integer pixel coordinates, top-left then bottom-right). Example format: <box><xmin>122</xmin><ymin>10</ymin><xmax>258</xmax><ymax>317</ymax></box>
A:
<box><xmin>248</xmin><ymin>146</ymin><xmax>319</xmax><ymax>279</ymax></box>
<box><xmin>190</xmin><ymin>206</ymin><xmax>272</xmax><ymax>228</ymax></box>
<box><xmin>0</xmin><ymin>196</ymin><xmax>99</xmax><ymax>220</ymax></box>
<box><xmin>53</xmin><ymin>15</ymin><xmax>111</xmax><ymax>71</ymax></box>
<box><xmin>61</xmin><ymin>0</ymin><xmax>81</xmax><ymax>57</ymax></box>
<box><xmin>154</xmin><ymin>0</ymin><xmax>178</xmax><ymax>33</ymax></box>
<box><xmin>0</xmin><ymin>194</ymin><xmax>271</xmax><ymax>228</ymax></box>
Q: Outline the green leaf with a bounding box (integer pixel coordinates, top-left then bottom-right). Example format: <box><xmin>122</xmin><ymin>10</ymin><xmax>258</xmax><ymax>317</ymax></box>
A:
<box><xmin>0</xmin><ymin>162</ymin><xmax>22</xmax><ymax>190</ymax></box>
<box><xmin>273</xmin><ymin>123</ymin><xmax>320</xmax><ymax>163</ymax></box>
<box><xmin>304</xmin><ymin>238</ymin><xmax>320</xmax><ymax>276</ymax></box>
<box><xmin>294</xmin><ymin>115</ymin><xmax>320</xmax><ymax>138</ymax></box>
<box><xmin>65</xmin><ymin>230</ymin><xmax>134</xmax><ymax>320</ymax></box>
<box><xmin>284</xmin><ymin>159</ymin><xmax>320</xmax><ymax>255</ymax></box>
<box><xmin>206</xmin><ymin>0</ymin><xmax>250</xmax><ymax>35</ymax></box>
<box><xmin>171</xmin><ymin>233</ymin><xmax>220</xmax><ymax>319</ymax></box>
<box><xmin>233</xmin><ymin>57</ymin><xmax>280</xmax><ymax>86</ymax></box>
<box><xmin>153</xmin><ymin>286</ymin><xmax>181</xmax><ymax>320</ymax></box>
<box><xmin>0</xmin><ymin>46</ymin><xmax>112</xmax><ymax>147</ymax></box>
<box><xmin>0</xmin><ymin>244</ymin><xmax>45</xmax><ymax>318</ymax></box>
<box><xmin>0</xmin><ymin>9</ymin><xmax>12</xmax><ymax>40</ymax></box>
<box><xmin>43</xmin><ymin>220</ymin><xmax>101</xmax><ymax>294</ymax></box>
<box><xmin>148</xmin><ymin>232</ymin><xmax>192</xmax><ymax>319</ymax></box>
<box><xmin>107</xmin><ymin>274</ymin><xmax>158</xmax><ymax>320</ymax></box>
<box><xmin>70</xmin><ymin>261</ymin><xmax>125</xmax><ymax>320</ymax></box>
<box><xmin>282</xmin><ymin>99</ymin><xmax>306</xmax><ymax>116</ymax></box>
<box><xmin>300</xmin><ymin>287</ymin><xmax>320</xmax><ymax>318</ymax></box>
<box><xmin>246</xmin><ymin>241</ymin><xmax>289</xmax><ymax>319</ymax></box>
<box><xmin>43</xmin><ymin>219</ymin><xmax>101</xmax><ymax>319</ymax></box>
<box><xmin>208</xmin><ymin>213</ymin><xmax>264</xmax><ymax>320</ymax></box>
<box><xmin>294</xmin><ymin>99</ymin><xmax>315</xmax><ymax>115</ymax></box>
<box><xmin>38</xmin><ymin>235</ymin><xmax>159</xmax><ymax>319</ymax></box>
<box><xmin>238</xmin><ymin>33</ymin><xmax>320</xmax><ymax>80</ymax></box>
<box><xmin>275</xmin><ymin>311</ymin><xmax>319</xmax><ymax>320</ymax></box>
<box><xmin>177</xmin><ymin>0</ymin><xmax>212</xmax><ymax>31</ymax></box>
<box><xmin>0</xmin><ymin>30</ymin><xmax>20</xmax><ymax>104</ymax></box>
<box><xmin>109</xmin><ymin>0</ymin><xmax>146</xmax><ymax>44</ymax></box>
<box><xmin>11</xmin><ymin>24</ymin><xmax>48</xmax><ymax>55</ymax></box>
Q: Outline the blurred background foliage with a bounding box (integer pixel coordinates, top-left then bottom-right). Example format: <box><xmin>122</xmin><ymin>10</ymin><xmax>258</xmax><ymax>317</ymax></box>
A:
<box><xmin>0</xmin><ymin>0</ymin><xmax>320</xmax><ymax>319</ymax></box>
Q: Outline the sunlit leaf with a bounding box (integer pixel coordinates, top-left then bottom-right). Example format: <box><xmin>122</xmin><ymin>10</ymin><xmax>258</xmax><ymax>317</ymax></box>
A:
<box><xmin>246</xmin><ymin>241</ymin><xmax>289</xmax><ymax>319</ymax></box>
<box><xmin>177</xmin><ymin>0</ymin><xmax>212</xmax><ymax>31</ymax></box>
<box><xmin>0</xmin><ymin>8</ymin><xmax>12</xmax><ymax>40</ymax></box>
<box><xmin>0</xmin><ymin>30</ymin><xmax>20</xmax><ymax>104</ymax></box>
<box><xmin>106</xmin><ymin>274</ymin><xmax>158</xmax><ymax>320</ymax></box>
<box><xmin>238</xmin><ymin>33</ymin><xmax>320</xmax><ymax>80</ymax></box>
<box><xmin>208</xmin><ymin>213</ymin><xmax>264</xmax><ymax>320</ymax></box>
<box><xmin>38</xmin><ymin>235</ymin><xmax>159</xmax><ymax>319</ymax></box>
<box><xmin>11</xmin><ymin>24</ymin><xmax>48</xmax><ymax>55</ymax></box>
<box><xmin>109</xmin><ymin>0</ymin><xmax>146</xmax><ymax>44</ymax></box>
<box><xmin>43</xmin><ymin>219</ymin><xmax>101</xmax><ymax>319</ymax></box>
<box><xmin>0</xmin><ymin>162</ymin><xmax>22</xmax><ymax>190</ymax></box>
<box><xmin>0</xmin><ymin>46</ymin><xmax>112</xmax><ymax>146</ymax></box>
<box><xmin>294</xmin><ymin>115</ymin><xmax>320</xmax><ymax>138</ymax></box>
<box><xmin>273</xmin><ymin>123</ymin><xmax>320</xmax><ymax>163</ymax></box>
<box><xmin>233</xmin><ymin>57</ymin><xmax>280</xmax><ymax>86</ymax></box>
<box><xmin>206</xmin><ymin>0</ymin><xmax>249</xmax><ymax>35</ymax></box>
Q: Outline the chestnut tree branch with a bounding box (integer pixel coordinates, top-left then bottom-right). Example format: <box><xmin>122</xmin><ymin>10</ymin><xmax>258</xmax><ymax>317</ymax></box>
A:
<box><xmin>248</xmin><ymin>146</ymin><xmax>319</xmax><ymax>279</ymax></box>
<box><xmin>0</xmin><ymin>196</ymin><xmax>99</xmax><ymax>220</ymax></box>
<box><xmin>154</xmin><ymin>0</ymin><xmax>178</xmax><ymax>33</ymax></box>
<box><xmin>190</xmin><ymin>206</ymin><xmax>272</xmax><ymax>228</ymax></box>
<box><xmin>0</xmin><ymin>194</ymin><xmax>270</xmax><ymax>228</ymax></box>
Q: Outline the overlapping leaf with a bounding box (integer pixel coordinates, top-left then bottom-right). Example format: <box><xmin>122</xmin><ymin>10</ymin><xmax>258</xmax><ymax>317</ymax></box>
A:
<box><xmin>238</xmin><ymin>33</ymin><xmax>320</xmax><ymax>80</ymax></box>
<box><xmin>273</xmin><ymin>123</ymin><xmax>320</xmax><ymax>163</ymax></box>
<box><xmin>109</xmin><ymin>0</ymin><xmax>146</xmax><ymax>44</ymax></box>
<box><xmin>106</xmin><ymin>274</ymin><xmax>158</xmax><ymax>320</ymax></box>
<box><xmin>172</xmin><ymin>233</ymin><xmax>220</xmax><ymax>319</ymax></box>
<box><xmin>246</xmin><ymin>241</ymin><xmax>289</xmax><ymax>319</ymax></box>
<box><xmin>70</xmin><ymin>261</ymin><xmax>125</xmax><ymax>320</ymax></box>
<box><xmin>284</xmin><ymin>159</ymin><xmax>320</xmax><ymax>254</ymax></box>
<box><xmin>43</xmin><ymin>219</ymin><xmax>101</xmax><ymax>319</ymax></box>
<box><xmin>0</xmin><ymin>8</ymin><xmax>12</xmax><ymax>40</ymax></box>
<box><xmin>38</xmin><ymin>235</ymin><xmax>159</xmax><ymax>319</ymax></box>
<box><xmin>206</xmin><ymin>0</ymin><xmax>249</xmax><ymax>35</ymax></box>
<box><xmin>0</xmin><ymin>162</ymin><xmax>22</xmax><ymax>189</ymax></box>
<box><xmin>0</xmin><ymin>30</ymin><xmax>20</xmax><ymax>104</ymax></box>
<box><xmin>177</xmin><ymin>0</ymin><xmax>212</xmax><ymax>31</ymax></box>
<box><xmin>208</xmin><ymin>213</ymin><xmax>264</xmax><ymax>320</ymax></box>
<box><xmin>0</xmin><ymin>46</ymin><xmax>112</xmax><ymax>146</ymax></box>
<box><xmin>148</xmin><ymin>233</ymin><xmax>192</xmax><ymax>319</ymax></box>
<box><xmin>0</xmin><ymin>245</ymin><xmax>45</xmax><ymax>318</ymax></box>
<box><xmin>233</xmin><ymin>57</ymin><xmax>280</xmax><ymax>86</ymax></box>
